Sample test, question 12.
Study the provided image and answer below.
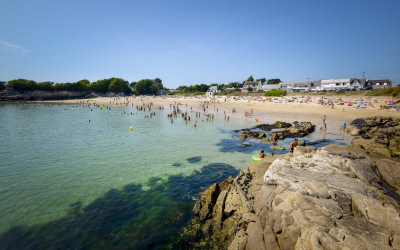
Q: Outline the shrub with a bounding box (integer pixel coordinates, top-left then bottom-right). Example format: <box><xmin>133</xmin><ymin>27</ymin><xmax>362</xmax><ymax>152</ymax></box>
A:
<box><xmin>366</xmin><ymin>86</ymin><xmax>400</xmax><ymax>97</ymax></box>
<box><xmin>264</xmin><ymin>90</ymin><xmax>286</xmax><ymax>96</ymax></box>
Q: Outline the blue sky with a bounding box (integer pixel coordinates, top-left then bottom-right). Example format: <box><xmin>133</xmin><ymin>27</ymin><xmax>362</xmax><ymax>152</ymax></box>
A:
<box><xmin>1</xmin><ymin>0</ymin><xmax>399</xmax><ymax>88</ymax></box>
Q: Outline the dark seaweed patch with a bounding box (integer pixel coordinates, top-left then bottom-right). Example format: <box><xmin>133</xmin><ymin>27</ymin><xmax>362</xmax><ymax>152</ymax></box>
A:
<box><xmin>0</xmin><ymin>163</ymin><xmax>239</xmax><ymax>249</ymax></box>
<box><xmin>186</xmin><ymin>156</ymin><xmax>202</xmax><ymax>164</ymax></box>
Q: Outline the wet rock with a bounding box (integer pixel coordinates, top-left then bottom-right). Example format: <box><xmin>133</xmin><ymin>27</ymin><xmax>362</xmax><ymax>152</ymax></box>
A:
<box><xmin>254</xmin><ymin>121</ymin><xmax>292</xmax><ymax>131</ymax></box>
<box><xmin>268</xmin><ymin>122</ymin><xmax>316</xmax><ymax>141</ymax></box>
<box><xmin>307</xmin><ymin>139</ymin><xmax>327</xmax><ymax>145</ymax></box>
<box><xmin>349</xmin><ymin>117</ymin><xmax>400</xmax><ymax>160</ymax></box>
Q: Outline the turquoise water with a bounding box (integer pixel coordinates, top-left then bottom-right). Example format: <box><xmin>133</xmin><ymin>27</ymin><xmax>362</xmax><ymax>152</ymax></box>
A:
<box><xmin>0</xmin><ymin>103</ymin><xmax>351</xmax><ymax>248</ymax></box>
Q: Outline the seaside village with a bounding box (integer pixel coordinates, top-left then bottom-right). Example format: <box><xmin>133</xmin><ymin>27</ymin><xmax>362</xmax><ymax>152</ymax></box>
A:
<box><xmin>205</xmin><ymin>77</ymin><xmax>392</xmax><ymax>96</ymax></box>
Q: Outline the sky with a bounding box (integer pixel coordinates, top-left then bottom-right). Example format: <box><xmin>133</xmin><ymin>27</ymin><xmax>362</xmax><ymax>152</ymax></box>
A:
<box><xmin>1</xmin><ymin>0</ymin><xmax>399</xmax><ymax>88</ymax></box>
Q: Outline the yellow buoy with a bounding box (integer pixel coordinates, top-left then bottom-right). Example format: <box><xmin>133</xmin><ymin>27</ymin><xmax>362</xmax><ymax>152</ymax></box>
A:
<box><xmin>240</xmin><ymin>116</ymin><xmax>243</xmax><ymax>118</ymax></box>
<box><xmin>130</xmin><ymin>126</ymin><xmax>133</xmax><ymax>131</ymax></box>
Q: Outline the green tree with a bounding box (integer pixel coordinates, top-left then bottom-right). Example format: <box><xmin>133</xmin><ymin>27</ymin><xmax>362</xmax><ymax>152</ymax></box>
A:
<box><xmin>109</xmin><ymin>78</ymin><xmax>131</xmax><ymax>94</ymax></box>
<box><xmin>247</xmin><ymin>87</ymin><xmax>253</xmax><ymax>92</ymax></box>
<box><xmin>134</xmin><ymin>79</ymin><xmax>154</xmax><ymax>95</ymax></box>
<box><xmin>246</xmin><ymin>75</ymin><xmax>254</xmax><ymax>82</ymax></box>
<box><xmin>0</xmin><ymin>82</ymin><xmax>5</xmax><ymax>92</ymax></box>
<box><xmin>90</xmin><ymin>79</ymin><xmax>113</xmax><ymax>93</ymax></box>
<box><xmin>267</xmin><ymin>79</ymin><xmax>281</xmax><ymax>85</ymax></box>
<box><xmin>37</xmin><ymin>81</ymin><xmax>54</xmax><ymax>91</ymax></box>
<box><xmin>153</xmin><ymin>78</ymin><xmax>163</xmax><ymax>94</ymax></box>
<box><xmin>7</xmin><ymin>79</ymin><xmax>38</xmax><ymax>92</ymax></box>
<box><xmin>256</xmin><ymin>78</ymin><xmax>266</xmax><ymax>83</ymax></box>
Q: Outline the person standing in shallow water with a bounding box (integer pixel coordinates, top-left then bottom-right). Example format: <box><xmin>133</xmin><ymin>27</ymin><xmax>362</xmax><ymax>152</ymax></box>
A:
<box><xmin>259</xmin><ymin>150</ymin><xmax>266</xmax><ymax>158</ymax></box>
<box><xmin>289</xmin><ymin>138</ymin><xmax>298</xmax><ymax>153</ymax></box>
<box><xmin>273</xmin><ymin>134</ymin><xmax>278</xmax><ymax>145</ymax></box>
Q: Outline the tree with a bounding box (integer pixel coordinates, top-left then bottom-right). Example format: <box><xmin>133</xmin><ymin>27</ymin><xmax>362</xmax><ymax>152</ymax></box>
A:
<box><xmin>246</xmin><ymin>75</ymin><xmax>254</xmax><ymax>82</ymax></box>
<box><xmin>37</xmin><ymin>81</ymin><xmax>54</xmax><ymax>91</ymax></box>
<box><xmin>0</xmin><ymin>82</ymin><xmax>5</xmax><ymax>92</ymax></box>
<box><xmin>7</xmin><ymin>79</ymin><xmax>37</xmax><ymax>92</ymax></box>
<box><xmin>256</xmin><ymin>78</ymin><xmax>266</xmax><ymax>83</ymax></box>
<box><xmin>267</xmin><ymin>79</ymin><xmax>281</xmax><ymax>85</ymax></box>
<box><xmin>134</xmin><ymin>79</ymin><xmax>154</xmax><ymax>95</ymax></box>
<box><xmin>247</xmin><ymin>87</ymin><xmax>253</xmax><ymax>92</ymax></box>
<box><xmin>90</xmin><ymin>79</ymin><xmax>113</xmax><ymax>93</ymax></box>
<box><xmin>153</xmin><ymin>78</ymin><xmax>163</xmax><ymax>94</ymax></box>
<box><xmin>109</xmin><ymin>78</ymin><xmax>131</xmax><ymax>94</ymax></box>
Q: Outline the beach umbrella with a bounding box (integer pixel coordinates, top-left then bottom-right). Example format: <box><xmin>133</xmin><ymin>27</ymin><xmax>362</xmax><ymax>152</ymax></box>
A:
<box><xmin>381</xmin><ymin>102</ymin><xmax>387</xmax><ymax>105</ymax></box>
<box><xmin>386</xmin><ymin>99</ymin><xmax>394</xmax><ymax>102</ymax></box>
<box><xmin>357</xmin><ymin>102</ymin><xmax>364</xmax><ymax>105</ymax></box>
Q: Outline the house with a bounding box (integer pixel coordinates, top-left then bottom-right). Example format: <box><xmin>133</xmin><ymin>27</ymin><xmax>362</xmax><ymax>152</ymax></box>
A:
<box><xmin>242</xmin><ymin>81</ymin><xmax>262</xmax><ymax>92</ymax></box>
<box><xmin>320</xmin><ymin>79</ymin><xmax>352</xmax><ymax>91</ymax></box>
<box><xmin>206</xmin><ymin>85</ymin><xmax>220</xmax><ymax>97</ymax></box>
<box><xmin>262</xmin><ymin>84</ymin><xmax>281</xmax><ymax>92</ymax></box>
<box><xmin>279</xmin><ymin>81</ymin><xmax>311</xmax><ymax>92</ymax></box>
<box><xmin>365</xmin><ymin>79</ymin><xmax>392</xmax><ymax>89</ymax></box>
<box><xmin>310</xmin><ymin>80</ymin><xmax>322</xmax><ymax>92</ymax></box>
<box><xmin>225</xmin><ymin>87</ymin><xmax>236</xmax><ymax>92</ymax></box>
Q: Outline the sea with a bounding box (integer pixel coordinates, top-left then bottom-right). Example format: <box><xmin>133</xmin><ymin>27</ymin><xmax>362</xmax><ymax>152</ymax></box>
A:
<box><xmin>0</xmin><ymin>102</ymin><xmax>352</xmax><ymax>249</ymax></box>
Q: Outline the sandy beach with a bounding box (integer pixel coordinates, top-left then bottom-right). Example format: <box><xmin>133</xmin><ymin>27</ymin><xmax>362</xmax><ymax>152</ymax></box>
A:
<box><xmin>45</xmin><ymin>94</ymin><xmax>400</xmax><ymax>123</ymax></box>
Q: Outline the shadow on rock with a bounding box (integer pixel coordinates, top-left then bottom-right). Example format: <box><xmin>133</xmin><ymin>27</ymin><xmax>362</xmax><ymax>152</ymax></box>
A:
<box><xmin>0</xmin><ymin>163</ymin><xmax>239</xmax><ymax>250</ymax></box>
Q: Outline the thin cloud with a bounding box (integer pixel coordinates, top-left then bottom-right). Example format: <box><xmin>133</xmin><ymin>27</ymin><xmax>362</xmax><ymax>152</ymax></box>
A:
<box><xmin>0</xmin><ymin>40</ymin><xmax>31</xmax><ymax>55</ymax></box>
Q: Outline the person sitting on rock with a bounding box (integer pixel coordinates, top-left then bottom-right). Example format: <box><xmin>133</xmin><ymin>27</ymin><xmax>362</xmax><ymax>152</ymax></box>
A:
<box><xmin>259</xmin><ymin>150</ymin><xmax>266</xmax><ymax>158</ymax></box>
<box><xmin>289</xmin><ymin>138</ymin><xmax>298</xmax><ymax>153</ymax></box>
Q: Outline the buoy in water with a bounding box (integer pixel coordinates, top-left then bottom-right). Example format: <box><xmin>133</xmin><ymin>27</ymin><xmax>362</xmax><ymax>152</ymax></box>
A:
<box><xmin>130</xmin><ymin>126</ymin><xmax>133</xmax><ymax>131</ymax></box>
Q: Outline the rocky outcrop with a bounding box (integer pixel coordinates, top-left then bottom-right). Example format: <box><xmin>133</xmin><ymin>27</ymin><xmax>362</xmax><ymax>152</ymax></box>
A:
<box><xmin>180</xmin><ymin>145</ymin><xmax>400</xmax><ymax>249</ymax></box>
<box><xmin>349</xmin><ymin>117</ymin><xmax>400</xmax><ymax>159</ymax></box>
<box><xmin>237</xmin><ymin>122</ymin><xmax>315</xmax><ymax>142</ymax></box>
<box><xmin>0</xmin><ymin>89</ymin><xmax>94</xmax><ymax>101</ymax></box>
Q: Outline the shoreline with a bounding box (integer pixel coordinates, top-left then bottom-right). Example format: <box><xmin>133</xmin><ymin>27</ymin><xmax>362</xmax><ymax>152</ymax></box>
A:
<box><xmin>37</xmin><ymin>95</ymin><xmax>400</xmax><ymax>122</ymax></box>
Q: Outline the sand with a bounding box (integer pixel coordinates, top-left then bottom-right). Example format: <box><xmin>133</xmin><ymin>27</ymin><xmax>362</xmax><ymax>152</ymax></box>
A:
<box><xmin>44</xmin><ymin>94</ymin><xmax>400</xmax><ymax>123</ymax></box>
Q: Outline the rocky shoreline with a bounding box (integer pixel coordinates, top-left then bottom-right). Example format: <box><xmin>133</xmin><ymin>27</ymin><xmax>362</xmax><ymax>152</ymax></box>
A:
<box><xmin>236</xmin><ymin>121</ymin><xmax>316</xmax><ymax>149</ymax></box>
<box><xmin>177</xmin><ymin>117</ymin><xmax>400</xmax><ymax>249</ymax></box>
<box><xmin>0</xmin><ymin>90</ymin><xmax>96</xmax><ymax>101</ymax></box>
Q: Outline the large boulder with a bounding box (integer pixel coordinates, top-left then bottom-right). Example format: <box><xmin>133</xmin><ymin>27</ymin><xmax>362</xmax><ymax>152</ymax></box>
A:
<box><xmin>376</xmin><ymin>159</ymin><xmax>400</xmax><ymax>194</ymax></box>
<box><xmin>181</xmin><ymin>144</ymin><xmax>400</xmax><ymax>249</ymax></box>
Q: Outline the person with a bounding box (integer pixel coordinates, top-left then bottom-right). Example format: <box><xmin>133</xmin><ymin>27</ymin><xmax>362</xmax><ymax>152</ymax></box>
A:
<box><xmin>259</xmin><ymin>150</ymin><xmax>266</xmax><ymax>158</ymax></box>
<box><xmin>342</xmin><ymin>123</ymin><xmax>347</xmax><ymax>130</ymax></box>
<box><xmin>273</xmin><ymin>134</ymin><xmax>278</xmax><ymax>145</ymax></box>
<box><xmin>289</xmin><ymin>138</ymin><xmax>298</xmax><ymax>153</ymax></box>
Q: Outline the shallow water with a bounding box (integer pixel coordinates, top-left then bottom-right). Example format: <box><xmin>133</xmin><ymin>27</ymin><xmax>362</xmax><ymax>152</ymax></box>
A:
<box><xmin>0</xmin><ymin>103</ymin><xmax>352</xmax><ymax>248</ymax></box>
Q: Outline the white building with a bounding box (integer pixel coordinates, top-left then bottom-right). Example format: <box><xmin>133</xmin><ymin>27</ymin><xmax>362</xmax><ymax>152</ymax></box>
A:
<box><xmin>206</xmin><ymin>85</ymin><xmax>220</xmax><ymax>97</ymax></box>
<box><xmin>262</xmin><ymin>84</ymin><xmax>280</xmax><ymax>92</ymax></box>
<box><xmin>242</xmin><ymin>81</ymin><xmax>262</xmax><ymax>92</ymax></box>
<box><xmin>320</xmin><ymin>79</ymin><xmax>351</xmax><ymax>90</ymax></box>
<box><xmin>279</xmin><ymin>81</ymin><xmax>311</xmax><ymax>92</ymax></box>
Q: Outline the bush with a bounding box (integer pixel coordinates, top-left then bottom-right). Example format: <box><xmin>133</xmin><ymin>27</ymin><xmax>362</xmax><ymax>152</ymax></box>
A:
<box><xmin>366</xmin><ymin>86</ymin><xmax>400</xmax><ymax>97</ymax></box>
<box><xmin>264</xmin><ymin>90</ymin><xmax>286</xmax><ymax>96</ymax></box>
